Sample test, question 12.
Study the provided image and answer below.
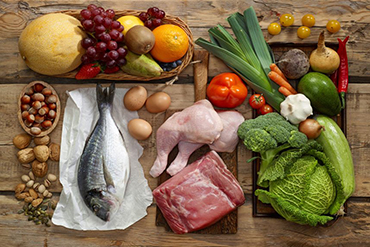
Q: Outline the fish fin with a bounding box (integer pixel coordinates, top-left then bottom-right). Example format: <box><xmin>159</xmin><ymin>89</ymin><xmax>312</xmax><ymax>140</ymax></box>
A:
<box><xmin>96</xmin><ymin>83</ymin><xmax>106</xmax><ymax>112</ymax></box>
<box><xmin>108</xmin><ymin>82</ymin><xmax>115</xmax><ymax>106</ymax></box>
<box><xmin>102</xmin><ymin>155</ymin><xmax>115</xmax><ymax>188</ymax></box>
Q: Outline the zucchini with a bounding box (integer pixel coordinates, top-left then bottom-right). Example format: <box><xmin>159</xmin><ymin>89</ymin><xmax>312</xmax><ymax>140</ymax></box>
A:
<box><xmin>298</xmin><ymin>72</ymin><xmax>342</xmax><ymax>117</ymax></box>
<box><xmin>315</xmin><ymin>115</ymin><xmax>355</xmax><ymax>215</ymax></box>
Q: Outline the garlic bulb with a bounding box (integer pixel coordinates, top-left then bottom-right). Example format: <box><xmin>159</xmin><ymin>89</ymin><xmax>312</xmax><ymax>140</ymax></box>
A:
<box><xmin>280</xmin><ymin>94</ymin><xmax>313</xmax><ymax>125</ymax></box>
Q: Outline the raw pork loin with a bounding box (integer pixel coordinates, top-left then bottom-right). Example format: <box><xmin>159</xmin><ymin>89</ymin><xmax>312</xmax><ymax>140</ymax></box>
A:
<box><xmin>153</xmin><ymin>151</ymin><xmax>245</xmax><ymax>234</ymax></box>
<box><xmin>149</xmin><ymin>99</ymin><xmax>223</xmax><ymax>177</ymax></box>
<box><xmin>166</xmin><ymin>110</ymin><xmax>244</xmax><ymax>176</ymax></box>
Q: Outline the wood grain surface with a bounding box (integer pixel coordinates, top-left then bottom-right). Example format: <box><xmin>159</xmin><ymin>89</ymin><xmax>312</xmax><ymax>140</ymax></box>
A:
<box><xmin>0</xmin><ymin>0</ymin><xmax>370</xmax><ymax>246</ymax></box>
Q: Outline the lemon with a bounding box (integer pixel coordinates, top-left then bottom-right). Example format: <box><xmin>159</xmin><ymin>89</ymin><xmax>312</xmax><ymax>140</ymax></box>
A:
<box><xmin>117</xmin><ymin>15</ymin><xmax>144</xmax><ymax>35</ymax></box>
<box><xmin>18</xmin><ymin>13</ymin><xmax>86</xmax><ymax>76</ymax></box>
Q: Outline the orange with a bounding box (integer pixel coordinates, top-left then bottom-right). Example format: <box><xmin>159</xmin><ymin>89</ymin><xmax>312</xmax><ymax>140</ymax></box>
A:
<box><xmin>150</xmin><ymin>24</ymin><xmax>189</xmax><ymax>63</ymax></box>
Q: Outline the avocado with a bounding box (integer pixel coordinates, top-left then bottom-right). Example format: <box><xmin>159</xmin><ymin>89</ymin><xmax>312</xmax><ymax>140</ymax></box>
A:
<box><xmin>121</xmin><ymin>51</ymin><xmax>163</xmax><ymax>77</ymax></box>
<box><xmin>298</xmin><ymin>72</ymin><xmax>342</xmax><ymax>117</ymax></box>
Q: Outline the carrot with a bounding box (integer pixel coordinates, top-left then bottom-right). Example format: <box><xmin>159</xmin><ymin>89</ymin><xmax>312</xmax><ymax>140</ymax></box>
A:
<box><xmin>270</xmin><ymin>63</ymin><xmax>288</xmax><ymax>81</ymax></box>
<box><xmin>279</xmin><ymin>86</ymin><xmax>293</xmax><ymax>97</ymax></box>
<box><xmin>268</xmin><ymin>71</ymin><xmax>297</xmax><ymax>94</ymax></box>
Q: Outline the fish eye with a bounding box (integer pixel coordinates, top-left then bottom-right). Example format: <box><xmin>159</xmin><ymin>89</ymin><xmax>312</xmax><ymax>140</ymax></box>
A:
<box><xmin>92</xmin><ymin>204</ymin><xmax>100</xmax><ymax>212</ymax></box>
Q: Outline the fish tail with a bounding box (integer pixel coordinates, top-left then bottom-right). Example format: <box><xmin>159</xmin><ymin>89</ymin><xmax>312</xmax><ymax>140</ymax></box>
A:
<box><xmin>96</xmin><ymin>83</ymin><xmax>115</xmax><ymax>112</ymax></box>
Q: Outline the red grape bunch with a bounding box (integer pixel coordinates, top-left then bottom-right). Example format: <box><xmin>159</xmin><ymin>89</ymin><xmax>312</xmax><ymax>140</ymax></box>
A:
<box><xmin>80</xmin><ymin>4</ymin><xmax>127</xmax><ymax>68</ymax></box>
<box><xmin>139</xmin><ymin>7</ymin><xmax>166</xmax><ymax>29</ymax></box>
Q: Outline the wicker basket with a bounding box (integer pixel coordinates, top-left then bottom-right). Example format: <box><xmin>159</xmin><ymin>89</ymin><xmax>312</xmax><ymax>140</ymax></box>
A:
<box><xmin>56</xmin><ymin>10</ymin><xmax>194</xmax><ymax>81</ymax></box>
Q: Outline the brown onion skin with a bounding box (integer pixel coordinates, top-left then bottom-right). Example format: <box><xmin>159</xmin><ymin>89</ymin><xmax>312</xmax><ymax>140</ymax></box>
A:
<box><xmin>299</xmin><ymin>118</ymin><xmax>323</xmax><ymax>139</ymax></box>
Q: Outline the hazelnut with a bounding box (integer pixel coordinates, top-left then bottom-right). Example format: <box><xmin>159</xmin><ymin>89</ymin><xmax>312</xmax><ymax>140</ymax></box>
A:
<box><xmin>33</xmin><ymin>83</ymin><xmax>44</xmax><ymax>92</ymax></box>
<box><xmin>34</xmin><ymin>114</ymin><xmax>45</xmax><ymax>124</ymax></box>
<box><xmin>21</xmin><ymin>95</ymin><xmax>31</xmax><ymax>104</ymax></box>
<box><xmin>47</xmin><ymin>173</ymin><xmax>57</xmax><ymax>182</ymax></box>
<box><xmin>28</xmin><ymin>188</ymin><xmax>38</xmax><ymax>199</ymax></box>
<box><xmin>32</xmin><ymin>101</ymin><xmax>42</xmax><ymax>110</ymax></box>
<box><xmin>41</xmin><ymin>120</ymin><xmax>53</xmax><ymax>129</ymax></box>
<box><xmin>34</xmin><ymin>145</ymin><xmax>50</xmax><ymax>162</ymax></box>
<box><xmin>24</xmin><ymin>120</ymin><xmax>33</xmax><ymax>128</ymax></box>
<box><xmin>48</xmin><ymin>103</ymin><xmax>56</xmax><ymax>110</ymax></box>
<box><xmin>32</xmin><ymin>198</ymin><xmax>43</xmax><ymax>207</ymax></box>
<box><xmin>26</xmin><ymin>114</ymin><xmax>35</xmax><ymax>123</ymax></box>
<box><xmin>34</xmin><ymin>135</ymin><xmax>50</xmax><ymax>145</ymax></box>
<box><xmin>32</xmin><ymin>160</ymin><xmax>48</xmax><ymax>178</ymax></box>
<box><xmin>48</xmin><ymin>110</ymin><xmax>56</xmax><ymax>119</ymax></box>
<box><xmin>25</xmin><ymin>87</ymin><xmax>34</xmax><ymax>95</ymax></box>
<box><xmin>41</xmin><ymin>88</ymin><xmax>52</xmax><ymax>96</ymax></box>
<box><xmin>21</xmin><ymin>104</ymin><xmax>30</xmax><ymax>111</ymax></box>
<box><xmin>32</xmin><ymin>93</ymin><xmax>45</xmax><ymax>102</ymax></box>
<box><xmin>38</xmin><ymin>106</ymin><xmax>49</xmax><ymax>116</ymax></box>
<box><xmin>13</xmin><ymin>133</ymin><xmax>32</xmax><ymax>149</ymax></box>
<box><xmin>49</xmin><ymin>143</ymin><xmax>60</xmax><ymax>162</ymax></box>
<box><xmin>21</xmin><ymin>111</ymin><xmax>30</xmax><ymax>119</ymax></box>
<box><xmin>15</xmin><ymin>183</ymin><xmax>26</xmax><ymax>194</ymax></box>
<box><xmin>24</xmin><ymin>197</ymin><xmax>34</xmax><ymax>203</ymax></box>
<box><xmin>30</xmin><ymin>127</ymin><xmax>42</xmax><ymax>135</ymax></box>
<box><xmin>17</xmin><ymin>148</ymin><xmax>35</xmax><ymax>164</ymax></box>
<box><xmin>46</xmin><ymin>95</ymin><xmax>57</xmax><ymax>104</ymax></box>
<box><xmin>15</xmin><ymin>192</ymin><xmax>30</xmax><ymax>200</ymax></box>
<box><xmin>28</xmin><ymin>107</ymin><xmax>37</xmax><ymax>115</ymax></box>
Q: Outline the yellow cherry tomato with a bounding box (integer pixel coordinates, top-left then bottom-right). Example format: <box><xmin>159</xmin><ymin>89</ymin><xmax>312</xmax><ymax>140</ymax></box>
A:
<box><xmin>280</xmin><ymin>14</ymin><xmax>294</xmax><ymax>27</ymax></box>
<box><xmin>301</xmin><ymin>14</ymin><xmax>315</xmax><ymax>27</ymax></box>
<box><xmin>297</xmin><ymin>26</ymin><xmax>311</xmax><ymax>39</ymax></box>
<box><xmin>326</xmin><ymin>20</ymin><xmax>341</xmax><ymax>33</ymax></box>
<box><xmin>268</xmin><ymin>22</ymin><xmax>281</xmax><ymax>35</ymax></box>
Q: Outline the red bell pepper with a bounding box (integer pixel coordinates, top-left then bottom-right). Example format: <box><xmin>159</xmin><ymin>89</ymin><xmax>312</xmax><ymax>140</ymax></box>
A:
<box><xmin>206</xmin><ymin>72</ymin><xmax>248</xmax><ymax>108</ymax></box>
<box><xmin>337</xmin><ymin>36</ymin><xmax>349</xmax><ymax>109</ymax></box>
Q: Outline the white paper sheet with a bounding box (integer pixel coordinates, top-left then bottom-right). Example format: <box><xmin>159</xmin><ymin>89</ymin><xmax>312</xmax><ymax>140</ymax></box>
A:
<box><xmin>52</xmin><ymin>86</ymin><xmax>153</xmax><ymax>230</ymax></box>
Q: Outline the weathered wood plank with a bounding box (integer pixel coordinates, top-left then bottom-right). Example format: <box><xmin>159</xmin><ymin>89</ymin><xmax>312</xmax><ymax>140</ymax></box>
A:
<box><xmin>0</xmin><ymin>0</ymin><xmax>369</xmax><ymax>82</ymax></box>
<box><xmin>0</xmin><ymin>195</ymin><xmax>369</xmax><ymax>247</ymax></box>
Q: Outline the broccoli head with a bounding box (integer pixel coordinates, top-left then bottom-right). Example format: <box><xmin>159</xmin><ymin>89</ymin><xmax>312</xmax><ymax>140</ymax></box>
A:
<box><xmin>288</xmin><ymin>130</ymin><xmax>308</xmax><ymax>148</ymax></box>
<box><xmin>243</xmin><ymin>129</ymin><xmax>277</xmax><ymax>152</ymax></box>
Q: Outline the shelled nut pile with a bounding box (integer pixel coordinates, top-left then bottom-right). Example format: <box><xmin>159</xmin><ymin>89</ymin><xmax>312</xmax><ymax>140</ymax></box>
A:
<box><xmin>13</xmin><ymin>132</ymin><xmax>60</xmax><ymax>226</ymax></box>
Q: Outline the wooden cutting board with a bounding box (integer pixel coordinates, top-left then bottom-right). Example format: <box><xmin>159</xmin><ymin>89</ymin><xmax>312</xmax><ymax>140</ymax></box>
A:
<box><xmin>155</xmin><ymin>50</ymin><xmax>240</xmax><ymax>234</ymax></box>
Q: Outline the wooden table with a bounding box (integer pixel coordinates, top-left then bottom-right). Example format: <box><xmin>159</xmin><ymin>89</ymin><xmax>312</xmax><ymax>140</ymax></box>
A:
<box><xmin>1</xmin><ymin>0</ymin><xmax>370</xmax><ymax>246</ymax></box>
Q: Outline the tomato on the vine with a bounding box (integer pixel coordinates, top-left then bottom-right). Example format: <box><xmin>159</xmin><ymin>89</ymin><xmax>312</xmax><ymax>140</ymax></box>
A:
<box><xmin>258</xmin><ymin>104</ymin><xmax>273</xmax><ymax>115</ymax></box>
<box><xmin>249</xmin><ymin>94</ymin><xmax>266</xmax><ymax>109</ymax></box>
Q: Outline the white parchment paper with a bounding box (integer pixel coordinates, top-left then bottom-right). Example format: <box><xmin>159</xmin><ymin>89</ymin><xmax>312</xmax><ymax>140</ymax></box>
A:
<box><xmin>52</xmin><ymin>87</ymin><xmax>153</xmax><ymax>230</ymax></box>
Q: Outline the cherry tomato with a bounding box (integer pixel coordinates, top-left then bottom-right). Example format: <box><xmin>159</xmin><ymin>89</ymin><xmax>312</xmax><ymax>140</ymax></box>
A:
<box><xmin>258</xmin><ymin>104</ymin><xmax>273</xmax><ymax>115</ymax></box>
<box><xmin>301</xmin><ymin>14</ymin><xmax>315</xmax><ymax>27</ymax></box>
<box><xmin>326</xmin><ymin>20</ymin><xmax>341</xmax><ymax>33</ymax></box>
<box><xmin>280</xmin><ymin>14</ymin><xmax>294</xmax><ymax>27</ymax></box>
<box><xmin>297</xmin><ymin>26</ymin><xmax>311</xmax><ymax>39</ymax></box>
<box><xmin>249</xmin><ymin>94</ymin><xmax>266</xmax><ymax>109</ymax></box>
<box><xmin>268</xmin><ymin>22</ymin><xmax>281</xmax><ymax>35</ymax></box>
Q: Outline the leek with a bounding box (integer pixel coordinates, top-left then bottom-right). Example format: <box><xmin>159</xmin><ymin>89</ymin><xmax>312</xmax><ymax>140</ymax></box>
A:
<box><xmin>195</xmin><ymin>6</ymin><xmax>284</xmax><ymax>111</ymax></box>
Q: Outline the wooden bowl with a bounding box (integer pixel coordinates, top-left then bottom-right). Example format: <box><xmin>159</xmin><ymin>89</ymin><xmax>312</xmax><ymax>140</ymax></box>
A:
<box><xmin>17</xmin><ymin>81</ymin><xmax>61</xmax><ymax>137</ymax></box>
<box><xmin>54</xmin><ymin>9</ymin><xmax>194</xmax><ymax>81</ymax></box>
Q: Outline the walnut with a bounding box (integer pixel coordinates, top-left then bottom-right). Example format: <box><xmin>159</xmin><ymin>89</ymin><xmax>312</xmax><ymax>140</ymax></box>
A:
<box><xmin>34</xmin><ymin>135</ymin><xmax>50</xmax><ymax>145</ymax></box>
<box><xmin>17</xmin><ymin>148</ymin><xmax>35</xmax><ymax>164</ymax></box>
<box><xmin>34</xmin><ymin>145</ymin><xmax>50</xmax><ymax>162</ymax></box>
<box><xmin>31</xmin><ymin>160</ymin><xmax>48</xmax><ymax>178</ymax></box>
<box><xmin>13</xmin><ymin>133</ymin><xmax>32</xmax><ymax>149</ymax></box>
<box><xmin>49</xmin><ymin>143</ymin><xmax>60</xmax><ymax>162</ymax></box>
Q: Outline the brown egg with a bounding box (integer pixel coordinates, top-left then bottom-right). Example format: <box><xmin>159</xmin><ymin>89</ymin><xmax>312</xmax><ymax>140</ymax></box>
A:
<box><xmin>127</xmin><ymin>119</ymin><xmax>153</xmax><ymax>141</ymax></box>
<box><xmin>123</xmin><ymin>86</ymin><xmax>148</xmax><ymax>111</ymax></box>
<box><xmin>145</xmin><ymin>92</ymin><xmax>171</xmax><ymax>113</ymax></box>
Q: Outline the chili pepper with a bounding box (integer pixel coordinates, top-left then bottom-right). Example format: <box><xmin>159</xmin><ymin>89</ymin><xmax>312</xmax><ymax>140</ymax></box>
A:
<box><xmin>206</xmin><ymin>72</ymin><xmax>248</xmax><ymax>108</ymax></box>
<box><xmin>337</xmin><ymin>36</ymin><xmax>349</xmax><ymax>109</ymax></box>
<box><xmin>330</xmin><ymin>68</ymin><xmax>338</xmax><ymax>89</ymax></box>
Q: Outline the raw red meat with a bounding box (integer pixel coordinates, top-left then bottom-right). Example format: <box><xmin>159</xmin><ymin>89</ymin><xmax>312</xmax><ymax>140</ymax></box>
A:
<box><xmin>153</xmin><ymin>151</ymin><xmax>245</xmax><ymax>234</ymax></box>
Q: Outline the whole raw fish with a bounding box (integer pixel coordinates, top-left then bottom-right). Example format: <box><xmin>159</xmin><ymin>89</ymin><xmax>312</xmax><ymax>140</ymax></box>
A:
<box><xmin>78</xmin><ymin>83</ymin><xmax>130</xmax><ymax>221</ymax></box>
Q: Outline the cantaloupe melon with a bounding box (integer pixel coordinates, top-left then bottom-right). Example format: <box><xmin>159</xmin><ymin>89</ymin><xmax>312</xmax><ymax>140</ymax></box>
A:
<box><xmin>19</xmin><ymin>13</ymin><xmax>86</xmax><ymax>76</ymax></box>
